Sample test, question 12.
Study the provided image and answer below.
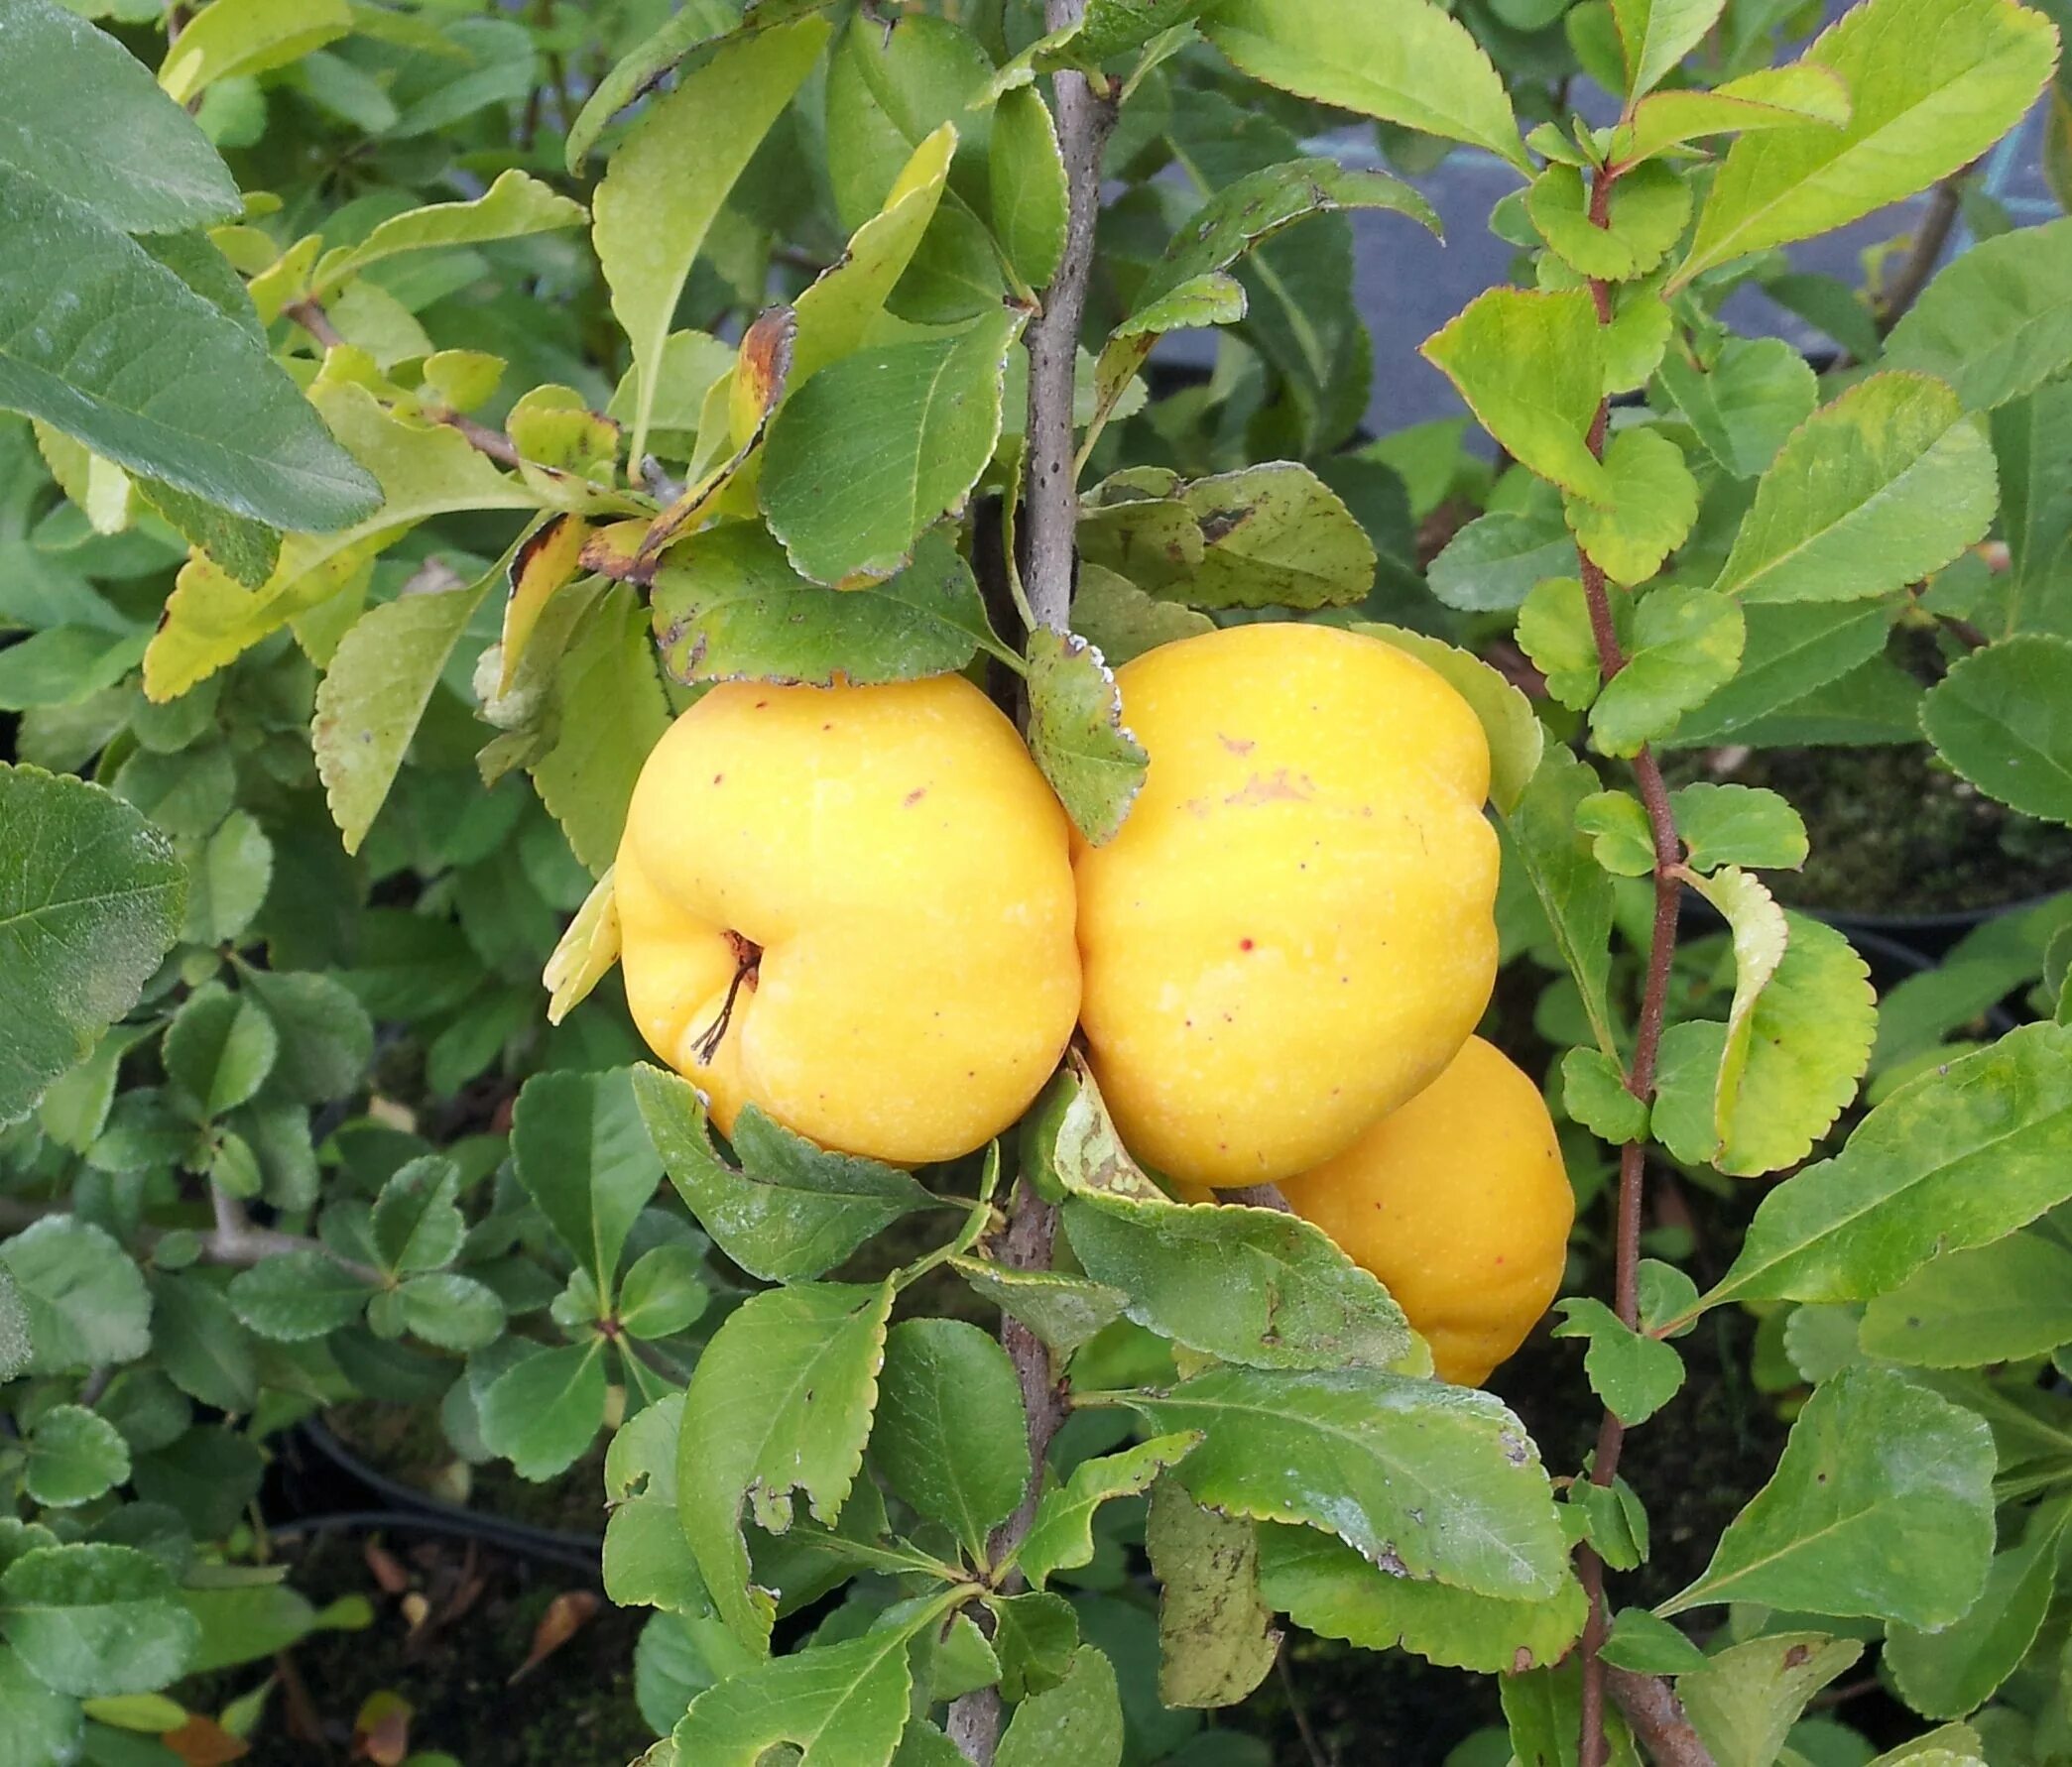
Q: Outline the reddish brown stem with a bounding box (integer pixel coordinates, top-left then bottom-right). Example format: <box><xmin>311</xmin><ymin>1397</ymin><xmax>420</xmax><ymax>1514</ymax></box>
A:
<box><xmin>283</xmin><ymin>297</ymin><xmax>346</xmax><ymax>350</ymax></box>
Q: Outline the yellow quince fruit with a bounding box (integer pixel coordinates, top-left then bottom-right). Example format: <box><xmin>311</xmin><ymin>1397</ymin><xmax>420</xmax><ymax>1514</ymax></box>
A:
<box><xmin>1074</xmin><ymin>622</ymin><xmax>1499</xmax><ymax>1187</ymax></box>
<box><xmin>1280</xmin><ymin>1036</ymin><xmax>1574</xmax><ymax>1386</ymax></box>
<box><xmin>615</xmin><ymin>673</ymin><xmax>1081</xmax><ymax>1165</ymax></box>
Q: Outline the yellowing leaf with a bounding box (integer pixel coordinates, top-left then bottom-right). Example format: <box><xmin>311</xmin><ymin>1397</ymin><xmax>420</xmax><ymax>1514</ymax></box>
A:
<box><xmin>308</xmin><ymin>170</ymin><xmax>585</xmax><ymax>298</ymax></box>
<box><xmin>160</xmin><ymin>0</ymin><xmax>351</xmax><ymax>105</ymax></box>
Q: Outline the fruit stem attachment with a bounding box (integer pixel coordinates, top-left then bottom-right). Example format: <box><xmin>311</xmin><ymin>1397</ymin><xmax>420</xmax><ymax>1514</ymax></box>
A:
<box><xmin>689</xmin><ymin>931</ymin><xmax>761</xmax><ymax>1067</ymax></box>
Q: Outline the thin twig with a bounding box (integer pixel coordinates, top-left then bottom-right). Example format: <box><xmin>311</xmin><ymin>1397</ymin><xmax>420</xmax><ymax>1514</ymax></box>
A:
<box><xmin>1608</xmin><ymin>1667</ymin><xmax>1715</xmax><ymax>1767</ymax></box>
<box><xmin>1876</xmin><ymin>169</ymin><xmax>1971</xmax><ymax>335</ymax></box>
<box><xmin>1280</xmin><ymin>1643</ymin><xmax>1331</xmax><ymax>1767</ymax></box>
<box><xmin>1571</xmin><ymin>162</ymin><xmax>1702</xmax><ymax>1767</ymax></box>
<box><xmin>0</xmin><ymin>1193</ymin><xmax>379</xmax><ymax>1285</ymax></box>
<box><xmin>428</xmin><ymin>409</ymin><xmax>526</xmax><ymax>469</ymax></box>
<box><xmin>283</xmin><ymin>297</ymin><xmax>346</xmax><ymax>350</ymax></box>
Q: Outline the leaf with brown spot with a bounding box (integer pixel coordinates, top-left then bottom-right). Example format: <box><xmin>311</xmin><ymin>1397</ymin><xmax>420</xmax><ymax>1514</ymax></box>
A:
<box><xmin>500</xmin><ymin>512</ymin><xmax>593</xmax><ymax>694</ymax></box>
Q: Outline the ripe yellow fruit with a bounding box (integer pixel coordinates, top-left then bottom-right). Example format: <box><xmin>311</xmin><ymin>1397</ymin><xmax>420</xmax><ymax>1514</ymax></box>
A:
<box><xmin>1074</xmin><ymin>623</ymin><xmax>1499</xmax><ymax>1188</ymax></box>
<box><xmin>614</xmin><ymin>674</ymin><xmax>1081</xmax><ymax>1165</ymax></box>
<box><xmin>1279</xmin><ymin>1036</ymin><xmax>1573</xmax><ymax>1386</ymax></box>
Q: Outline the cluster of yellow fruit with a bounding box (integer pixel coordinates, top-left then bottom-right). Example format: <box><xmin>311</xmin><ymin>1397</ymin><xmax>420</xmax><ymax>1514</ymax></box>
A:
<box><xmin>615</xmin><ymin>623</ymin><xmax>1573</xmax><ymax>1385</ymax></box>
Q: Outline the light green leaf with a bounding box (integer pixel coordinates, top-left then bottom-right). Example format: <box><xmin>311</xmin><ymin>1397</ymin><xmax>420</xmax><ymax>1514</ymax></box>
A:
<box><xmin>565</xmin><ymin>0</ymin><xmax>744</xmax><ymax>172</ymax></box>
<box><xmin>0</xmin><ymin>1644</ymin><xmax>82</xmax><ymax>1767</ymax></box>
<box><xmin>1257</xmin><ymin>1523</ymin><xmax>1587</xmax><ymax>1673</ymax></box>
<box><xmin>225</xmin><ymin>1250</ymin><xmax>372</xmax><ymax>1342</ymax></box>
<box><xmin>145</xmin><ymin>382</ymin><xmax>534</xmax><ymax>700</ymax></box>
<box><xmin>1163</xmin><ymin>463</ymin><xmax>1377</xmax><ymax>609</ymax></box>
<box><xmin>672</xmin><ymin>1622</ymin><xmax>917</xmax><ymax>1766</ymax></box>
<box><xmin>1680</xmin><ymin>1632</ymin><xmax>1865</xmax><ymax>1767</ymax></box>
<box><xmin>677</xmin><ymin>1279</ymin><xmax>896</xmax><ymax>1654</ymax></box>
<box><xmin>1552</xmin><ymin>1298</ymin><xmax>1685</xmax><ymax>1426</ymax></box>
<box><xmin>529</xmin><ymin>580</ymin><xmax>671</xmax><ymax>875</ymax></box>
<box><xmin>1665</xmin><ymin>601</ymin><xmax>1896</xmax><ymax>747</ymax></box>
<box><xmin>0</xmin><ymin>626</ymin><xmax>150</xmax><ymax>713</ymax></box>
<box><xmin>1122</xmin><ymin>1364</ymin><xmax>1567</xmax><ymax>1600</ymax></box>
<box><xmin>159</xmin><ymin>0</ymin><xmax>350</xmax><ymax>104</ymax></box>
<box><xmin>0</xmin><ymin>765</ymin><xmax>183</xmax><ymax>1126</ymax></box>
<box><xmin>1615</xmin><ymin>64</ymin><xmax>1853</xmax><ymax>164</ymax></box>
<box><xmin>762</xmin><ymin>307</ymin><xmax>1024</xmax><ymax>586</ymax></box>
<box><xmin>1711</xmin><ymin>374</ymin><xmax>1999</xmax><ymax>606</ymax></box>
<box><xmin>992</xmin><ymin>86</ymin><xmax>1067</xmax><ymax>289</ymax></box>
<box><xmin>1921</xmin><ymin>634</ymin><xmax>2072</xmax><ymax>824</ymax></box>
<box><xmin>1501</xmin><ymin>747</ymin><xmax>1618</xmax><ymax>1058</ymax></box>
<box><xmin>1859</xmin><ymin>1234</ymin><xmax>2072</xmax><ymax>1366</ymax></box>
<box><xmin>871</xmin><ymin>1318</ymin><xmax>1031</xmax><ymax>1559</ymax></box>
<box><xmin>1610</xmin><ymin>0</ymin><xmax>1727</xmax><ymax>97</ymax></box>
<box><xmin>181</xmin><ymin>809</ymin><xmax>271</xmax><ymax>947</ymax></box>
<box><xmin>1591</xmin><ymin>585</ymin><xmax>1744</xmax><ymax>756</ymax></box>
<box><xmin>616</xmin><ymin>1243</ymin><xmax>709</xmax><ymax>1342</ymax></box>
<box><xmin>1198</xmin><ymin>0</ymin><xmax>1524</xmax><ymax>167</ymax></box>
<box><xmin>163</xmin><ymin>982</ymin><xmax>278</xmax><ymax>1120</ymax></box>
<box><xmin>596</xmin><ymin>16</ymin><xmax>829</xmax><ymax>462</ymax></box>
<box><xmin>1566</xmin><ymin>425</ymin><xmax>1700</xmax><ymax>587</ymax></box>
<box><xmin>1528</xmin><ymin>163</ymin><xmax>1692</xmax><ymax>282</ymax></box>
<box><xmin>1563</xmin><ymin>1045</ymin><xmax>1649</xmax><ymax>1141</ymax></box>
<box><xmin>1885</xmin><ymin>1516</ymin><xmax>2065</xmax><ymax>1719</ymax></box>
<box><xmin>180</xmin><ymin>1582</ymin><xmax>320</xmax><ymax>1675</ymax></box>
<box><xmin>0</xmin><ymin>1217</ymin><xmax>150</xmax><ymax>1374</ymax></box>
<box><xmin>0</xmin><ymin>0</ymin><xmax>241</xmax><ymax>232</ymax></box>
<box><xmin>1657</xmin><ymin>337</ymin><xmax>1819</xmax><ymax>480</ymax></box>
<box><xmin>314</xmin><ymin>563</ymin><xmax>497</xmax><ymax>855</ymax></box>
<box><xmin>651</xmin><ymin>523</ymin><xmax>1005</xmax><ymax>687</ymax></box>
<box><xmin>1026</xmin><ymin>628</ymin><xmax>1149</xmax><ymax>846</ymax></box>
<box><xmin>1662</xmin><ymin>1367</ymin><xmax>1993</xmax><ymax>1626</ymax></box>
<box><xmin>0</xmin><ymin>182</ymin><xmax>378</xmax><ymax>532</ymax></box>
<box><xmin>310</xmin><ymin>170</ymin><xmax>585</xmax><ymax>298</ymax></box>
<box><xmin>1700</xmin><ymin>1022</ymin><xmax>2072</xmax><ymax>1307</ymax></box>
<box><xmin>633</xmin><ymin>1065</ymin><xmax>937</xmax><ymax>1284</ymax></box>
<box><xmin>476</xmin><ymin>1339</ymin><xmax>611</xmax><ymax>1480</ymax></box>
<box><xmin>1672</xmin><ymin>782</ymin><xmax>1808</xmax><ymax>872</ymax></box>
<box><xmin>0</xmin><ymin>1543</ymin><xmax>198</xmax><ymax>1698</ymax></box>
<box><xmin>24</xmin><ymin>1405</ymin><xmax>130</xmax><ymax>1508</ymax></box>
<box><xmin>951</xmin><ymin>1259</ymin><xmax>1127</xmax><ymax>1359</ymax></box>
<box><xmin>1018</xmin><ymin>1433</ymin><xmax>1203</xmax><ymax>1591</ymax></box>
<box><xmin>1422</xmin><ymin>290</ymin><xmax>1611</xmax><ymax>501</ymax></box>
<box><xmin>1598</xmin><ymin>1607</ymin><xmax>1710</xmax><ymax>1675</ymax></box>
<box><xmin>1145</xmin><ymin>1478</ymin><xmax>1279</xmax><ymax>1708</ymax></box>
<box><xmin>1352</xmin><ymin>624</ymin><xmax>1543</xmax><ymax>813</ymax></box>
<box><xmin>1671</xmin><ymin>0</ymin><xmax>2058</xmax><ymax>289</ymax></box>
<box><xmin>512</xmin><ymin>1068</ymin><xmax>661</xmax><ymax>1297</ymax></box>
<box><xmin>996</xmin><ymin>1644</ymin><xmax>1124</xmax><ymax>1767</ymax></box>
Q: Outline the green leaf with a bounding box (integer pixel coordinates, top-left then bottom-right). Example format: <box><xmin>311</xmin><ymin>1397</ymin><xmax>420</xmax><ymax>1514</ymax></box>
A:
<box><xmin>1508</xmin><ymin>1656</ymin><xmax>1642</xmax><ymax>1766</ymax></box>
<box><xmin>149</xmin><ymin>1270</ymin><xmax>255</xmax><ymax>1413</ymax></box>
<box><xmin>309</xmin><ymin>171</ymin><xmax>585</xmax><ymax>298</ymax></box>
<box><xmin>1256</xmin><ymin>1523</ymin><xmax>1587</xmax><ymax>1674</ymax></box>
<box><xmin>996</xmin><ymin>1644</ymin><xmax>1125</xmax><ymax>1767</ymax></box>
<box><xmin>1352</xmin><ymin>624</ymin><xmax>1543</xmax><ymax>814</ymax></box>
<box><xmin>677</xmin><ymin>1279</ymin><xmax>896</xmax><ymax>1654</ymax></box>
<box><xmin>0</xmin><ymin>1271</ymin><xmax>27</xmax><ymax>1384</ymax></box>
<box><xmin>1598</xmin><ymin>1607</ymin><xmax>1710</xmax><ymax>1675</ymax></box>
<box><xmin>988</xmin><ymin>1590</ymin><xmax>1079</xmax><ymax>1701</ymax></box>
<box><xmin>0</xmin><ymin>1217</ymin><xmax>150</xmax><ymax>1374</ymax></box>
<box><xmin>1565</xmin><ymin>425</ymin><xmax>1700</xmax><ymax>587</ymax></box>
<box><xmin>0</xmin><ymin>765</ymin><xmax>184</xmax><ymax>1126</ymax></box>
<box><xmin>1122</xmin><ymin>1364</ymin><xmax>1567</xmax><ymax>1599</ymax></box>
<box><xmin>1528</xmin><ymin>163</ymin><xmax>1692</xmax><ymax>282</ymax></box>
<box><xmin>1610</xmin><ymin>0</ymin><xmax>1728</xmax><ymax>98</ymax></box>
<box><xmin>991</xmin><ymin>86</ymin><xmax>1067</xmax><ymax>289</ymax></box>
<box><xmin>672</xmin><ymin>1622</ymin><xmax>918</xmax><ymax>1766</ymax></box>
<box><xmin>1160</xmin><ymin>463</ymin><xmax>1377</xmax><ymax>609</ymax></box>
<box><xmin>949</xmin><ymin>1249</ymin><xmax>1125</xmax><ymax>1348</ymax></box>
<box><xmin>1884</xmin><ymin>217</ymin><xmax>2072</xmax><ymax>412</ymax></box>
<box><xmin>871</xmin><ymin>1318</ymin><xmax>1031</xmax><ymax>1559</ymax></box>
<box><xmin>1859</xmin><ymin>1234</ymin><xmax>2072</xmax><ymax>1366</ymax></box>
<box><xmin>1616</xmin><ymin>65</ymin><xmax>1854</xmax><ymax>165</ymax></box>
<box><xmin>181</xmin><ymin>809</ymin><xmax>271</xmax><ymax>947</ymax></box>
<box><xmin>595</xmin><ymin>15</ymin><xmax>829</xmax><ymax>462</ymax></box>
<box><xmin>652</xmin><ymin>523</ymin><xmax>1004</xmax><ymax>687</ymax></box>
<box><xmin>565</xmin><ymin>0</ymin><xmax>743</xmax><ymax>172</ymax></box>
<box><xmin>1679</xmin><ymin>1632</ymin><xmax>1866</xmax><ymax>1767</ymax></box>
<box><xmin>1672</xmin><ymin>782</ymin><xmax>1808</xmax><ymax>872</ymax></box>
<box><xmin>24</xmin><ymin>1405</ymin><xmax>130</xmax><ymax>1508</ymax></box>
<box><xmin>157</xmin><ymin>0</ymin><xmax>349</xmax><ymax>103</ymax></box>
<box><xmin>1590</xmin><ymin>585</ymin><xmax>1745</xmax><ymax>755</ymax></box>
<box><xmin>238</xmin><ymin>967</ymin><xmax>372</xmax><ymax>1106</ymax></box>
<box><xmin>1712</xmin><ymin>375</ymin><xmax>1999</xmax><ymax>607</ymax></box>
<box><xmin>1994</xmin><ymin>376</ymin><xmax>2072</xmax><ymax>637</ymax></box>
<box><xmin>314</xmin><ymin>561</ymin><xmax>497</xmax><ymax>855</ymax></box>
<box><xmin>476</xmin><ymin>1339</ymin><xmax>611</xmax><ymax>1480</ymax></box>
<box><xmin>1700</xmin><ymin>1022</ymin><xmax>2072</xmax><ymax>1308</ymax></box>
<box><xmin>1666</xmin><ymin>601</ymin><xmax>1897</xmax><ymax>747</ymax></box>
<box><xmin>1069</xmin><ymin>565</ymin><xmax>1215</xmax><ymax>667</ymax></box>
<box><xmin>616</xmin><ymin>1243</ymin><xmax>709</xmax><ymax>1342</ymax></box>
<box><xmin>1885</xmin><ymin>1516</ymin><xmax>2065</xmax><ymax>1719</ymax></box>
<box><xmin>0</xmin><ymin>0</ymin><xmax>241</xmax><ymax>232</ymax></box>
<box><xmin>1922</xmin><ymin>634</ymin><xmax>2072</xmax><ymax>824</ymax></box>
<box><xmin>763</xmin><ymin>307</ymin><xmax>1024</xmax><ymax>586</ymax></box>
<box><xmin>398</xmin><ymin>1272</ymin><xmax>504</xmax><ymax>1353</ymax></box>
<box><xmin>1661</xmin><ymin>1365</ymin><xmax>1993</xmax><ymax>1624</ymax></box>
<box><xmin>145</xmin><ymin>382</ymin><xmax>534</xmax><ymax>700</ymax></box>
<box><xmin>512</xmin><ymin>1068</ymin><xmax>661</xmax><ymax>1298</ymax></box>
<box><xmin>180</xmin><ymin>1582</ymin><xmax>320</xmax><ymax>1676</ymax></box>
<box><xmin>0</xmin><ymin>626</ymin><xmax>150</xmax><ymax>713</ymax></box>
<box><xmin>633</xmin><ymin>1065</ymin><xmax>937</xmax><ymax>1284</ymax></box>
<box><xmin>1421</xmin><ymin>289</ymin><xmax>1610</xmax><ymax>501</ymax></box>
<box><xmin>1018</xmin><ymin>1433</ymin><xmax>1203</xmax><ymax>1591</ymax></box>
<box><xmin>1672</xmin><ymin>0</ymin><xmax>2057</xmax><ymax>289</ymax></box>
<box><xmin>163</xmin><ymin>982</ymin><xmax>278</xmax><ymax>1119</ymax></box>
<box><xmin>1198</xmin><ymin>0</ymin><xmax>1524</xmax><ymax>167</ymax></box>
<box><xmin>1562</xmin><ymin>1046</ymin><xmax>1649</xmax><ymax>1142</ymax></box>
<box><xmin>1657</xmin><ymin>337</ymin><xmax>1819</xmax><ymax>480</ymax></box>
<box><xmin>0</xmin><ymin>1644</ymin><xmax>82</xmax><ymax>1767</ymax></box>
<box><xmin>1145</xmin><ymin>1479</ymin><xmax>1280</xmax><ymax>1708</ymax></box>
<box><xmin>1427</xmin><ymin>509</ymin><xmax>1575</xmax><ymax>613</ymax></box>
<box><xmin>1500</xmin><ymin>747</ymin><xmax>1617</xmax><ymax>1058</ymax></box>
<box><xmin>0</xmin><ymin>181</ymin><xmax>378</xmax><ymax>531</ymax></box>
<box><xmin>226</xmin><ymin>1250</ymin><xmax>372</xmax><ymax>1342</ymax></box>
<box><xmin>0</xmin><ymin>1543</ymin><xmax>198</xmax><ymax>1698</ymax></box>
<box><xmin>368</xmin><ymin>1155</ymin><xmax>464</xmax><ymax>1277</ymax></box>
<box><xmin>1026</xmin><ymin>628</ymin><xmax>1149</xmax><ymax>846</ymax></box>
<box><xmin>1551</xmin><ymin>1299</ymin><xmax>1685</xmax><ymax>1426</ymax></box>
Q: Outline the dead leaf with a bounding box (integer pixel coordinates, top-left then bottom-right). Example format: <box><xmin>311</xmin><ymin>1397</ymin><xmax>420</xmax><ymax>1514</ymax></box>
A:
<box><xmin>510</xmin><ymin>1590</ymin><xmax>602</xmax><ymax>1685</ymax></box>
<box><xmin>163</xmin><ymin>1716</ymin><xmax>250</xmax><ymax>1766</ymax></box>
<box><xmin>363</xmin><ymin>1540</ymin><xmax>410</xmax><ymax>1595</ymax></box>
<box><xmin>351</xmin><ymin>1691</ymin><xmax>411</xmax><ymax>1766</ymax></box>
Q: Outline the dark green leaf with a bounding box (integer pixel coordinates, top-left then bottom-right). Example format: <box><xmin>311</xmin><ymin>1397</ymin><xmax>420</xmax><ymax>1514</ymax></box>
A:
<box><xmin>226</xmin><ymin>1250</ymin><xmax>372</xmax><ymax>1343</ymax></box>
<box><xmin>512</xmin><ymin>1068</ymin><xmax>662</xmax><ymax>1297</ymax></box>
<box><xmin>871</xmin><ymin>1318</ymin><xmax>1031</xmax><ymax>1558</ymax></box>
<box><xmin>1551</xmin><ymin>1299</ymin><xmax>1684</xmax><ymax>1426</ymax></box>
<box><xmin>1922</xmin><ymin>634</ymin><xmax>2072</xmax><ymax>825</ymax></box>
<box><xmin>0</xmin><ymin>1216</ymin><xmax>151</xmax><ymax>1374</ymax></box>
<box><xmin>0</xmin><ymin>1543</ymin><xmax>198</xmax><ymax>1698</ymax></box>
<box><xmin>1026</xmin><ymin>628</ymin><xmax>1148</xmax><ymax>846</ymax></box>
